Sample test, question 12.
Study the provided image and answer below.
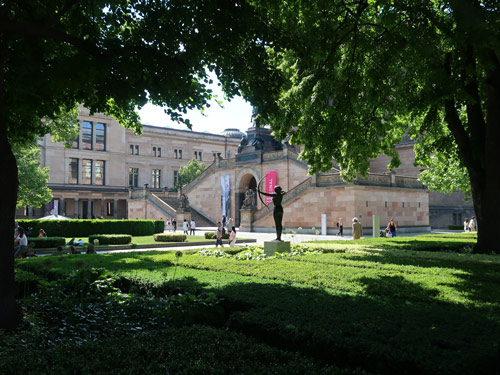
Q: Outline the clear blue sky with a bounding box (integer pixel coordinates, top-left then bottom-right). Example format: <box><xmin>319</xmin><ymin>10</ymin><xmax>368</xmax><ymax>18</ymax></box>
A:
<box><xmin>138</xmin><ymin>74</ymin><xmax>254</xmax><ymax>135</ymax></box>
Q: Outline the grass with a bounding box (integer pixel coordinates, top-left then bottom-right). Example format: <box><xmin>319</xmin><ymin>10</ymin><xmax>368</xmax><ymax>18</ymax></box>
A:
<box><xmin>10</xmin><ymin>233</ymin><xmax>500</xmax><ymax>374</ymax></box>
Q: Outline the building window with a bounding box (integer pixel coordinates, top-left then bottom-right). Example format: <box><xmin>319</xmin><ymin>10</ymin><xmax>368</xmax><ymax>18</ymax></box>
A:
<box><xmin>95</xmin><ymin>123</ymin><xmax>106</xmax><ymax>151</ymax></box>
<box><xmin>174</xmin><ymin>149</ymin><xmax>182</xmax><ymax>159</ymax></box>
<box><xmin>129</xmin><ymin>167</ymin><xmax>139</xmax><ymax>187</ymax></box>
<box><xmin>106</xmin><ymin>201</ymin><xmax>114</xmax><ymax>216</ymax></box>
<box><xmin>152</xmin><ymin>169</ymin><xmax>161</xmax><ymax>189</ymax></box>
<box><xmin>81</xmin><ymin>121</ymin><xmax>93</xmax><ymax>150</ymax></box>
<box><xmin>95</xmin><ymin>160</ymin><xmax>105</xmax><ymax>185</ymax></box>
<box><xmin>213</xmin><ymin>152</ymin><xmax>221</xmax><ymax>160</ymax></box>
<box><xmin>82</xmin><ymin>159</ymin><xmax>92</xmax><ymax>184</ymax></box>
<box><xmin>153</xmin><ymin>147</ymin><xmax>162</xmax><ymax>157</ymax></box>
<box><xmin>173</xmin><ymin>170</ymin><xmax>178</xmax><ymax>187</ymax></box>
<box><xmin>71</xmin><ymin>123</ymin><xmax>79</xmax><ymax>149</ymax></box>
<box><xmin>130</xmin><ymin>145</ymin><xmax>134</xmax><ymax>155</ymax></box>
<box><xmin>130</xmin><ymin>144</ymin><xmax>139</xmax><ymax>155</ymax></box>
<box><xmin>69</xmin><ymin>158</ymin><xmax>79</xmax><ymax>184</ymax></box>
<box><xmin>194</xmin><ymin>151</ymin><xmax>202</xmax><ymax>161</ymax></box>
<box><xmin>135</xmin><ymin>145</ymin><xmax>139</xmax><ymax>155</ymax></box>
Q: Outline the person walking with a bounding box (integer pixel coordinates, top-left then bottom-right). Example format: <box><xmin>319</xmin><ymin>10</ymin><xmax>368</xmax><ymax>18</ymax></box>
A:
<box><xmin>352</xmin><ymin>218</ymin><xmax>363</xmax><ymax>240</ymax></box>
<box><xmin>183</xmin><ymin>219</ymin><xmax>189</xmax><ymax>235</ymax></box>
<box><xmin>211</xmin><ymin>221</ymin><xmax>224</xmax><ymax>248</ymax></box>
<box><xmin>469</xmin><ymin>216</ymin><xmax>477</xmax><ymax>232</ymax></box>
<box><xmin>228</xmin><ymin>226</ymin><xmax>237</xmax><ymax>246</ymax></box>
<box><xmin>336</xmin><ymin>217</ymin><xmax>343</xmax><ymax>236</ymax></box>
<box><xmin>464</xmin><ymin>218</ymin><xmax>469</xmax><ymax>232</ymax></box>
<box><xmin>386</xmin><ymin>218</ymin><xmax>397</xmax><ymax>237</ymax></box>
<box><xmin>172</xmin><ymin>218</ymin><xmax>177</xmax><ymax>232</ymax></box>
<box><xmin>190</xmin><ymin>219</ymin><xmax>196</xmax><ymax>235</ymax></box>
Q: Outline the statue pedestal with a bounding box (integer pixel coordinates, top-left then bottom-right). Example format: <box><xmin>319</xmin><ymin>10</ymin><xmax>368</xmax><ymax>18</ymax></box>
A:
<box><xmin>264</xmin><ymin>241</ymin><xmax>290</xmax><ymax>256</ymax></box>
<box><xmin>176</xmin><ymin>210</ymin><xmax>191</xmax><ymax>224</ymax></box>
<box><xmin>239</xmin><ymin>209</ymin><xmax>253</xmax><ymax>232</ymax></box>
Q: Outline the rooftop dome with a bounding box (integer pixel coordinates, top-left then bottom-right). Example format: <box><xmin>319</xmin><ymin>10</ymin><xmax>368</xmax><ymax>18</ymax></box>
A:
<box><xmin>221</xmin><ymin>128</ymin><xmax>245</xmax><ymax>139</ymax></box>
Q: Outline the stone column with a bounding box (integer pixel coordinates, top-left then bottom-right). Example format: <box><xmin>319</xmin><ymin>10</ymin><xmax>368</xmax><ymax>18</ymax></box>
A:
<box><xmin>87</xmin><ymin>199</ymin><xmax>92</xmax><ymax>218</ymax></box>
<box><xmin>100</xmin><ymin>199</ymin><xmax>105</xmax><ymax>218</ymax></box>
<box><xmin>113</xmin><ymin>198</ymin><xmax>118</xmax><ymax>219</ymax></box>
<box><xmin>74</xmin><ymin>198</ymin><xmax>79</xmax><ymax>218</ymax></box>
<box><xmin>60</xmin><ymin>197</ymin><xmax>65</xmax><ymax>216</ymax></box>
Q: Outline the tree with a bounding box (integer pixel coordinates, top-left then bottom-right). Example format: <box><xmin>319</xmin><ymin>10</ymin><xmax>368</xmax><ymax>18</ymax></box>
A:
<box><xmin>0</xmin><ymin>0</ymin><xmax>279</xmax><ymax>329</ymax></box>
<box><xmin>176</xmin><ymin>158</ymin><xmax>206</xmax><ymax>190</ymax></box>
<box><xmin>14</xmin><ymin>144</ymin><xmax>53</xmax><ymax>209</ymax></box>
<box><xmin>249</xmin><ymin>0</ymin><xmax>500</xmax><ymax>253</ymax></box>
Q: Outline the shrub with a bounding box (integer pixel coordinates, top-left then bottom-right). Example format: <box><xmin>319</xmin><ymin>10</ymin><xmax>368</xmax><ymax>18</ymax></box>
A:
<box><xmin>88</xmin><ymin>234</ymin><xmax>132</xmax><ymax>245</ymax></box>
<box><xmin>27</xmin><ymin>237</ymin><xmax>65</xmax><ymax>249</ymax></box>
<box><xmin>204</xmin><ymin>231</ymin><xmax>230</xmax><ymax>240</ymax></box>
<box><xmin>448</xmin><ymin>225</ymin><xmax>464</xmax><ymax>230</ymax></box>
<box><xmin>19</xmin><ymin>219</ymin><xmax>161</xmax><ymax>237</ymax></box>
<box><xmin>153</xmin><ymin>233</ymin><xmax>187</xmax><ymax>242</ymax></box>
<box><xmin>154</xmin><ymin>220</ymin><xmax>165</xmax><ymax>234</ymax></box>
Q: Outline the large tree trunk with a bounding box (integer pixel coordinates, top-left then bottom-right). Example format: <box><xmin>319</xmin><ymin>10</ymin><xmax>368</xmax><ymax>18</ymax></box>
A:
<box><xmin>474</xmin><ymin>59</ymin><xmax>500</xmax><ymax>253</ymax></box>
<box><xmin>0</xmin><ymin>44</ymin><xmax>22</xmax><ymax>330</ymax></box>
<box><xmin>469</xmin><ymin>168</ymin><xmax>500</xmax><ymax>253</ymax></box>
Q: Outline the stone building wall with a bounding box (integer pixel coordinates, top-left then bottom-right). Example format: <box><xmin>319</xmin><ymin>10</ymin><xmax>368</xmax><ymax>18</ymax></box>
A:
<box><xmin>253</xmin><ymin>185</ymin><xmax>429</xmax><ymax>235</ymax></box>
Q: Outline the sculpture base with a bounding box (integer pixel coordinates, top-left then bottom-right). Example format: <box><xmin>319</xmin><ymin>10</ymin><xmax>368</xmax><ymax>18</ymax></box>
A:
<box><xmin>264</xmin><ymin>241</ymin><xmax>290</xmax><ymax>256</ymax></box>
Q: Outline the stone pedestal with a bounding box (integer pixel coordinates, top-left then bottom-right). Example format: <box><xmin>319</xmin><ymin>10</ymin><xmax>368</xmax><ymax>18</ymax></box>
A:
<box><xmin>239</xmin><ymin>209</ymin><xmax>254</xmax><ymax>232</ymax></box>
<box><xmin>176</xmin><ymin>210</ymin><xmax>191</xmax><ymax>224</ymax></box>
<box><xmin>264</xmin><ymin>241</ymin><xmax>290</xmax><ymax>256</ymax></box>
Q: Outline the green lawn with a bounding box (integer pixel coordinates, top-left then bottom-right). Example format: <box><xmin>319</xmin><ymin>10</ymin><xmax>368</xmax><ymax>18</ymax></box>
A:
<box><xmin>7</xmin><ymin>233</ymin><xmax>500</xmax><ymax>374</ymax></box>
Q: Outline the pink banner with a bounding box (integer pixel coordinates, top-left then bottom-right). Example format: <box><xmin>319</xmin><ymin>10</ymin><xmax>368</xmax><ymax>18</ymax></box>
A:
<box><xmin>265</xmin><ymin>171</ymin><xmax>277</xmax><ymax>204</ymax></box>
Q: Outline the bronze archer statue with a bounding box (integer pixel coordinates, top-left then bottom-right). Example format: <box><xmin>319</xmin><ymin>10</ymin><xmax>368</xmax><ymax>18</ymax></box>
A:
<box><xmin>258</xmin><ymin>182</ymin><xmax>287</xmax><ymax>241</ymax></box>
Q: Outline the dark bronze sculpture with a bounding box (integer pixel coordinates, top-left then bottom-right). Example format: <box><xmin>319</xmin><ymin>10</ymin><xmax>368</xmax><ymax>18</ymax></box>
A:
<box><xmin>257</xmin><ymin>180</ymin><xmax>286</xmax><ymax>241</ymax></box>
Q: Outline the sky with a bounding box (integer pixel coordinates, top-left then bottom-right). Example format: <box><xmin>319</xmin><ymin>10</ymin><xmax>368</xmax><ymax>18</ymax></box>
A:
<box><xmin>137</xmin><ymin>75</ymin><xmax>254</xmax><ymax>135</ymax></box>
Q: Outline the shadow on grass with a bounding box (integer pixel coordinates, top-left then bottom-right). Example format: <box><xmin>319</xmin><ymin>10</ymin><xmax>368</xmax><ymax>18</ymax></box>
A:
<box><xmin>335</xmin><ymin>248</ymin><xmax>500</xmax><ymax>311</ymax></box>
<box><xmin>205</xmin><ymin>277</ymin><xmax>499</xmax><ymax>375</ymax></box>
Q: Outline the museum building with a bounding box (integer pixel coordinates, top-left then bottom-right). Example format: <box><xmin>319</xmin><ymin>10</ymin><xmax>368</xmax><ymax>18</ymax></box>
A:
<box><xmin>18</xmin><ymin>108</ymin><xmax>474</xmax><ymax>232</ymax></box>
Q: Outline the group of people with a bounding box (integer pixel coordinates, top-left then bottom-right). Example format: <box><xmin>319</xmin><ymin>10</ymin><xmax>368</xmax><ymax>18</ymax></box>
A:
<box><xmin>335</xmin><ymin>216</ymin><xmax>398</xmax><ymax>240</ymax></box>
<box><xmin>13</xmin><ymin>222</ymin><xmax>48</xmax><ymax>258</ymax></box>
<box><xmin>463</xmin><ymin>217</ymin><xmax>477</xmax><ymax>232</ymax></box>
<box><xmin>182</xmin><ymin>219</ymin><xmax>196</xmax><ymax>235</ymax></box>
<box><xmin>212</xmin><ymin>216</ymin><xmax>237</xmax><ymax>248</ymax></box>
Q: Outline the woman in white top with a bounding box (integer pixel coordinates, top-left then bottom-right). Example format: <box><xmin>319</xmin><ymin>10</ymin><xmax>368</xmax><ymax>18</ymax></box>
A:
<box><xmin>14</xmin><ymin>227</ymin><xmax>28</xmax><ymax>258</ymax></box>
<box><xmin>228</xmin><ymin>226</ymin><xmax>237</xmax><ymax>246</ymax></box>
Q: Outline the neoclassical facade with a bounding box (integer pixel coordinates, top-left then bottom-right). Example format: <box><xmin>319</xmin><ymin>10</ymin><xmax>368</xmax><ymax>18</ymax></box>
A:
<box><xmin>17</xmin><ymin>107</ymin><xmax>240</xmax><ymax>219</ymax></box>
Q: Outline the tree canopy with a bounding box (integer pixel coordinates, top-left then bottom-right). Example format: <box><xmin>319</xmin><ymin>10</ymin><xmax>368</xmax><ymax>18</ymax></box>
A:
<box><xmin>176</xmin><ymin>158</ymin><xmax>206</xmax><ymax>190</ymax></box>
<box><xmin>14</xmin><ymin>144</ymin><xmax>53</xmax><ymax>209</ymax></box>
<box><xmin>249</xmin><ymin>0</ymin><xmax>500</xmax><ymax>251</ymax></box>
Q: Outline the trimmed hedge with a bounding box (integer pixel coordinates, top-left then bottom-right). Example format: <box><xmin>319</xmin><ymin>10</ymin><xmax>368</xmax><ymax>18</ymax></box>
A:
<box><xmin>88</xmin><ymin>234</ymin><xmax>132</xmax><ymax>245</ymax></box>
<box><xmin>153</xmin><ymin>233</ymin><xmax>187</xmax><ymax>242</ymax></box>
<box><xmin>448</xmin><ymin>225</ymin><xmax>464</xmax><ymax>230</ymax></box>
<box><xmin>204</xmin><ymin>231</ymin><xmax>230</xmax><ymax>240</ymax></box>
<box><xmin>27</xmin><ymin>237</ymin><xmax>65</xmax><ymax>249</ymax></box>
<box><xmin>18</xmin><ymin>219</ymin><xmax>164</xmax><ymax>237</ymax></box>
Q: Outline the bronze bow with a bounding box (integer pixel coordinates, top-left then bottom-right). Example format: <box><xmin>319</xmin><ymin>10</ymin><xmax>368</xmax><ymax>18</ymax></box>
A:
<box><xmin>257</xmin><ymin>175</ymin><xmax>270</xmax><ymax>211</ymax></box>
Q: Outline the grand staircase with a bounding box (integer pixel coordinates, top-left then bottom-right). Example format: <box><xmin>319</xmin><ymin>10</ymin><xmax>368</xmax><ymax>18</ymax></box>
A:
<box><xmin>130</xmin><ymin>188</ymin><xmax>215</xmax><ymax>227</ymax></box>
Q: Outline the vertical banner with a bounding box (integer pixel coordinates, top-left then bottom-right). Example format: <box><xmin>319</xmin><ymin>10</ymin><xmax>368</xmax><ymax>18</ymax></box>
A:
<box><xmin>49</xmin><ymin>199</ymin><xmax>59</xmax><ymax>215</ymax></box>
<box><xmin>221</xmin><ymin>175</ymin><xmax>231</xmax><ymax>218</ymax></box>
<box><xmin>265</xmin><ymin>170</ymin><xmax>277</xmax><ymax>204</ymax></box>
